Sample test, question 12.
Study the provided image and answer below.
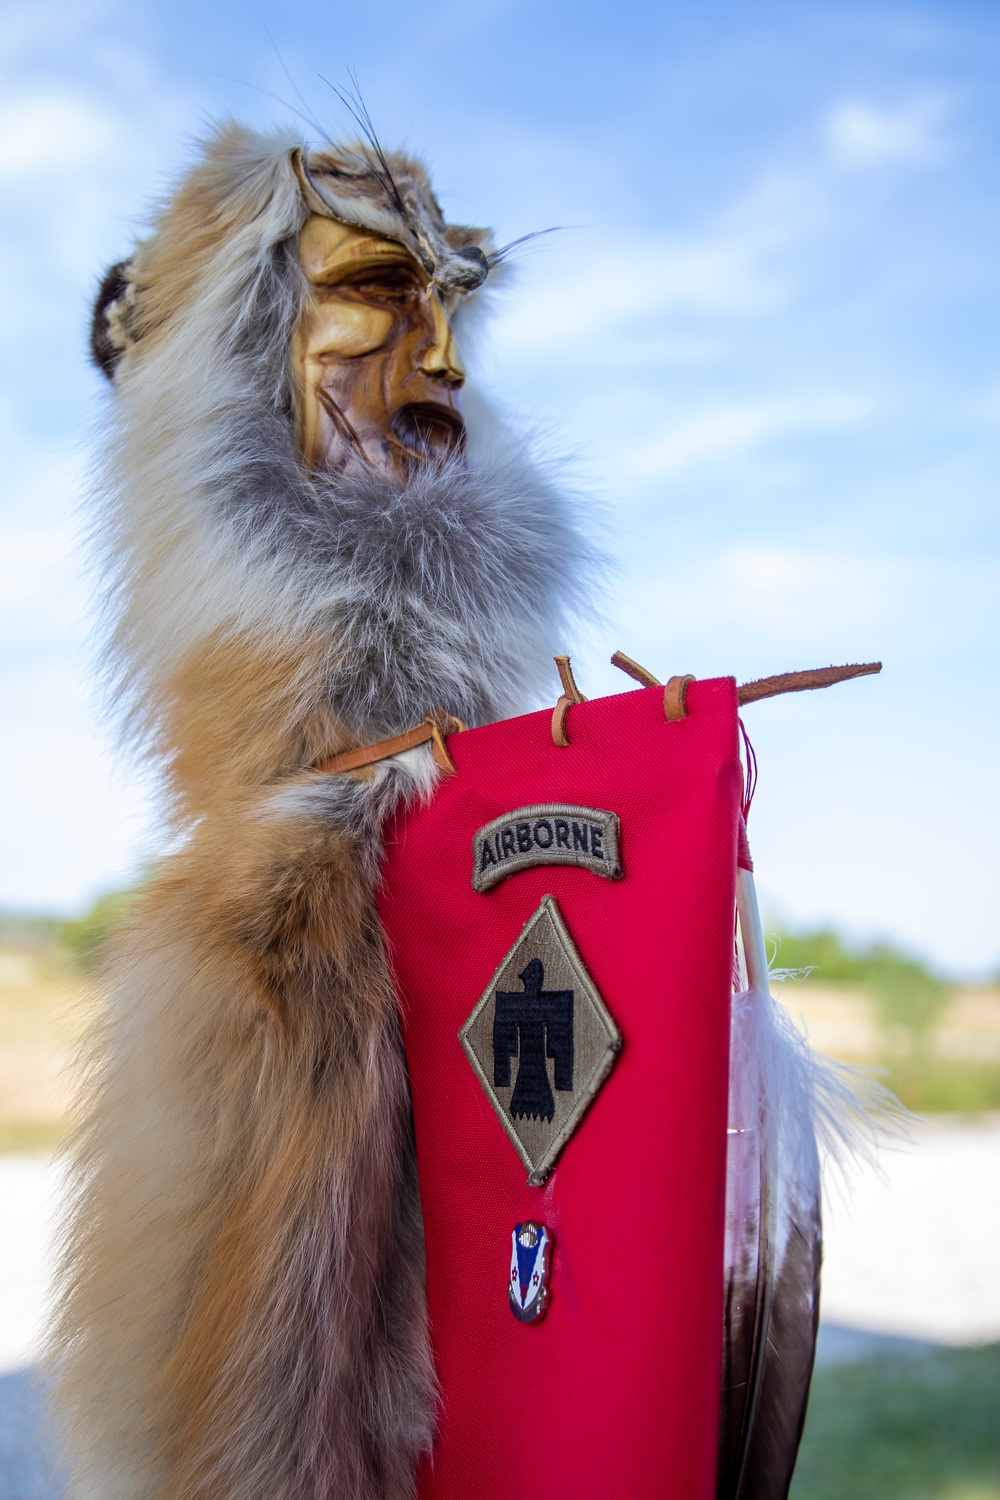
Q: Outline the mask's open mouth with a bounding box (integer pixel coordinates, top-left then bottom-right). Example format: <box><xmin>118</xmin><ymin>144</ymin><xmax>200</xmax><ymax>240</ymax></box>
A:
<box><xmin>391</xmin><ymin>402</ymin><xmax>466</xmax><ymax>461</ymax></box>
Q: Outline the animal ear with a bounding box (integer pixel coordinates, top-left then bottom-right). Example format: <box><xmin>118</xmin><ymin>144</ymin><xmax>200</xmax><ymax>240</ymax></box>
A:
<box><xmin>90</xmin><ymin>259</ymin><xmax>135</xmax><ymax>380</ymax></box>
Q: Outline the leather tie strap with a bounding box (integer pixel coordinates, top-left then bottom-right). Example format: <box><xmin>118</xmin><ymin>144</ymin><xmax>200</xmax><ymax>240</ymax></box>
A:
<box><xmin>552</xmin><ymin>655</ymin><xmax>588</xmax><ymax>747</ymax></box>
<box><xmin>660</xmin><ymin>662</ymin><xmax>882</xmax><ymax>720</ymax></box>
<box><xmin>608</xmin><ymin>653</ymin><xmax>881</xmax><ymax>722</ymax></box>
<box><xmin>663</xmin><ymin>674</ymin><xmax>696</xmax><ymax>721</ymax></box>
<box><xmin>314</xmin><ymin>661</ymin><xmax>883</xmax><ymax>776</ymax></box>
<box><xmin>610</xmin><ymin>651</ymin><xmax>662</xmax><ymax>688</ymax></box>
<box><xmin>737</xmin><ymin>661</ymin><xmax>881</xmax><ymax>705</ymax></box>
<box><xmin>314</xmin><ymin>709</ymin><xmax>465</xmax><ymax>777</ymax></box>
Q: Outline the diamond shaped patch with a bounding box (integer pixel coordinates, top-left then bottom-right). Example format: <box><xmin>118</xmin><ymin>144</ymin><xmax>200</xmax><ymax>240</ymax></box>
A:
<box><xmin>459</xmin><ymin>895</ymin><xmax>622</xmax><ymax>1185</ymax></box>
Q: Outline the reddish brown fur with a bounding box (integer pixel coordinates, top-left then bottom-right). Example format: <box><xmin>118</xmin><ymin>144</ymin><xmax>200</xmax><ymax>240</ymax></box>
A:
<box><xmin>132</xmin><ymin>127</ymin><xmax>295</xmax><ymax>347</ymax></box>
<box><xmin>161</xmin><ymin>632</ymin><xmax>349</xmax><ymax>818</ymax></box>
<box><xmin>55</xmin><ymin>779</ymin><xmax>431</xmax><ymax>1499</ymax></box>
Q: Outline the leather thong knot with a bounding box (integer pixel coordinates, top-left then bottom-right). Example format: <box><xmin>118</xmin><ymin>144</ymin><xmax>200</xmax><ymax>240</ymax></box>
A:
<box><xmin>314</xmin><ymin>708</ymin><xmax>466</xmax><ymax>777</ymax></box>
<box><xmin>551</xmin><ymin>655</ymin><xmax>588</xmax><ymax>747</ymax></box>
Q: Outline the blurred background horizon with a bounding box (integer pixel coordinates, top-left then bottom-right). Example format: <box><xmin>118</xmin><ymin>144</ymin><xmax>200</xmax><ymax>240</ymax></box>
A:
<box><xmin>1</xmin><ymin>0</ymin><xmax>998</xmax><ymax>981</ymax></box>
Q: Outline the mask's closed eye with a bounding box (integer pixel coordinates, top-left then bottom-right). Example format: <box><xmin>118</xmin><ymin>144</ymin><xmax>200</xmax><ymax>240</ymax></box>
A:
<box><xmin>317</xmin><ymin>263</ymin><xmax>426</xmax><ymax>308</ymax></box>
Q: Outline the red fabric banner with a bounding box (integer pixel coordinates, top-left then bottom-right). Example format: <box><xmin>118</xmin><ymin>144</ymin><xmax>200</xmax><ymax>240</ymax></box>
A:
<box><xmin>377</xmin><ymin>677</ymin><xmax>742</xmax><ymax>1499</ymax></box>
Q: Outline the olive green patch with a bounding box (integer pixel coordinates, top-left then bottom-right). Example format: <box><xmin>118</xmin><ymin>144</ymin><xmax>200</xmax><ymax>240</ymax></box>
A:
<box><xmin>459</xmin><ymin>895</ymin><xmax>622</xmax><ymax>1185</ymax></box>
<box><xmin>472</xmin><ymin>804</ymin><xmax>623</xmax><ymax>892</ymax></box>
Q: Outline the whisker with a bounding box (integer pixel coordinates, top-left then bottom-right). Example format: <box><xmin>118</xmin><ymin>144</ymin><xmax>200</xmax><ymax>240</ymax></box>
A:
<box><xmin>487</xmin><ymin>227</ymin><xmax>569</xmax><ymax>268</ymax></box>
<box><xmin>263</xmin><ymin>30</ymin><xmax>336</xmax><ymax>147</ymax></box>
<box><xmin>212</xmin><ymin>73</ymin><xmax>332</xmax><ymax>145</ymax></box>
<box><xmin>319</xmin><ymin>70</ymin><xmax>410</xmax><ymax>223</ymax></box>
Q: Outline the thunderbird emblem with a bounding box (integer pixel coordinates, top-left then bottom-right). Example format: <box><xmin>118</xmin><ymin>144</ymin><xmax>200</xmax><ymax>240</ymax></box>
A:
<box><xmin>493</xmin><ymin>958</ymin><xmax>573</xmax><ymax>1121</ymax></box>
<box><xmin>509</xmin><ymin>1221</ymin><xmax>552</xmax><ymax>1323</ymax></box>
<box><xmin>459</xmin><ymin>896</ymin><xmax>621</xmax><ymax>1184</ymax></box>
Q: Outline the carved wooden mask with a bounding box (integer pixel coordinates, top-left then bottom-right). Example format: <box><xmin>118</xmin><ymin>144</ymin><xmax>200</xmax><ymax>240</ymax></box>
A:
<box><xmin>293</xmin><ymin>215</ymin><xmax>468</xmax><ymax>479</ymax></box>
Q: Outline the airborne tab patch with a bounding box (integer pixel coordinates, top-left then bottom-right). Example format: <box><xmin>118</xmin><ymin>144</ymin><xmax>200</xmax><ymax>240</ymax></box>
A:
<box><xmin>459</xmin><ymin>896</ymin><xmax>621</xmax><ymax>1185</ymax></box>
<box><xmin>472</xmin><ymin>804</ymin><xmax>622</xmax><ymax>892</ymax></box>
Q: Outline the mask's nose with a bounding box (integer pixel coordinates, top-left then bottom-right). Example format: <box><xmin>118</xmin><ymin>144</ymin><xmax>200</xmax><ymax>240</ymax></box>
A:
<box><xmin>418</xmin><ymin>291</ymin><xmax>465</xmax><ymax>387</ymax></box>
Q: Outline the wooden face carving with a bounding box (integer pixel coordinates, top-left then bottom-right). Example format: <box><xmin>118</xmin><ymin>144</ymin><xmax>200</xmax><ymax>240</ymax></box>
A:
<box><xmin>293</xmin><ymin>215</ymin><xmax>467</xmax><ymax>479</ymax></box>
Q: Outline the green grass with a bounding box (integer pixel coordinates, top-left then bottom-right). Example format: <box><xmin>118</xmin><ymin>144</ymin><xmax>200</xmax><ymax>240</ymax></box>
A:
<box><xmin>772</xmin><ymin>924</ymin><xmax>1000</xmax><ymax>1113</ymax></box>
<box><xmin>880</xmin><ymin>1057</ymin><xmax>1000</xmax><ymax>1114</ymax></box>
<box><xmin>791</xmin><ymin>1344</ymin><xmax>1000</xmax><ymax>1500</ymax></box>
<box><xmin>771</xmin><ymin>926</ymin><xmax>949</xmax><ymax>1033</ymax></box>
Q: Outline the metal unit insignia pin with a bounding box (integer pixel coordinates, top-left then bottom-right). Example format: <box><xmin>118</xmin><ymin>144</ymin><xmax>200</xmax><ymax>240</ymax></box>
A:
<box><xmin>509</xmin><ymin>1221</ymin><xmax>552</xmax><ymax>1323</ymax></box>
<box><xmin>459</xmin><ymin>895</ymin><xmax>622</xmax><ymax>1185</ymax></box>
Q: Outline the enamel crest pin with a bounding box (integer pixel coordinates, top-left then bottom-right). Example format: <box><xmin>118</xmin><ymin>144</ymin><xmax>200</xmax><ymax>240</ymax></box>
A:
<box><xmin>509</xmin><ymin>1221</ymin><xmax>552</xmax><ymax>1323</ymax></box>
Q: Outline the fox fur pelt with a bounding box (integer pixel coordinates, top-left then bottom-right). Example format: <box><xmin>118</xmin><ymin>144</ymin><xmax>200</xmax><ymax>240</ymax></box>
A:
<box><xmin>53</xmin><ymin>124</ymin><xmax>588</xmax><ymax>1500</ymax></box>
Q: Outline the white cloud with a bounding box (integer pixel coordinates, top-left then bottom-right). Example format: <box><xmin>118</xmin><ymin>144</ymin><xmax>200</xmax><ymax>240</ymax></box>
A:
<box><xmin>490</xmin><ymin>237</ymin><xmax>783</xmax><ymax>359</ymax></box>
<box><xmin>0</xmin><ymin>517</ymin><xmax>88</xmax><ymax>643</ymax></box>
<box><xmin>0</xmin><ymin>92</ymin><xmax>119</xmax><ymax>181</ymax></box>
<box><xmin>488</xmin><ymin>170</ymin><xmax>828</xmax><ymax>363</ymax></box>
<box><xmin>0</xmin><ymin>655</ymin><xmax>155</xmax><ymax>912</ymax></box>
<box><xmin>825</xmin><ymin>96</ymin><xmax>954</xmax><ymax>169</ymax></box>
<box><xmin>629</xmin><ymin>543</ymin><xmax>900</xmax><ymax>638</ymax></box>
<box><xmin>965</xmin><ymin>384</ymin><xmax>1000</xmax><ymax>424</ymax></box>
<box><xmin>623</xmin><ymin>392</ymin><xmax>870</xmax><ymax>481</ymax></box>
<box><xmin>0</xmin><ymin>452</ymin><xmax>91</xmax><ymax>651</ymax></box>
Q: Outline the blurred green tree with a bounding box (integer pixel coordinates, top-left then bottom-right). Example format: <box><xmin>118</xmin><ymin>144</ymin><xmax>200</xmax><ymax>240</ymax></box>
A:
<box><xmin>58</xmin><ymin>884</ymin><xmax>144</xmax><ymax>975</ymax></box>
<box><xmin>771</xmin><ymin>928</ymin><xmax>948</xmax><ymax>1039</ymax></box>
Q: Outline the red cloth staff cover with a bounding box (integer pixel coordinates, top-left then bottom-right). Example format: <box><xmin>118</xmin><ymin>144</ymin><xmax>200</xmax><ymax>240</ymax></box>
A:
<box><xmin>377</xmin><ymin>677</ymin><xmax>742</xmax><ymax>1499</ymax></box>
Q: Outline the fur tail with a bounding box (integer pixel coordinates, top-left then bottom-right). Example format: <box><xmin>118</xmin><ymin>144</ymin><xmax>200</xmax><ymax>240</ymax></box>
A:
<box><xmin>50</xmin><ymin>779</ymin><xmax>434</xmax><ymax>1500</ymax></box>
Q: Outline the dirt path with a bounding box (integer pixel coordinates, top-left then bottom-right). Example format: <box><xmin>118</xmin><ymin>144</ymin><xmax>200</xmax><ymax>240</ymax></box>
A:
<box><xmin>819</xmin><ymin>1114</ymin><xmax>1000</xmax><ymax>1346</ymax></box>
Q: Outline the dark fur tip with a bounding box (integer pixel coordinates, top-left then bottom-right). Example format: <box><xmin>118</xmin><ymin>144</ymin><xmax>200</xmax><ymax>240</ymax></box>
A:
<box><xmin>445</xmin><ymin>245</ymin><xmax>489</xmax><ymax>291</ymax></box>
<box><xmin>90</xmin><ymin>260</ymin><xmax>132</xmax><ymax>380</ymax></box>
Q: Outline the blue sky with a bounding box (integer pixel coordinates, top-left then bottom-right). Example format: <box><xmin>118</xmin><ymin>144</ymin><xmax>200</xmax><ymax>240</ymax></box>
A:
<box><xmin>1</xmin><ymin>0</ymin><xmax>997</xmax><ymax>974</ymax></box>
